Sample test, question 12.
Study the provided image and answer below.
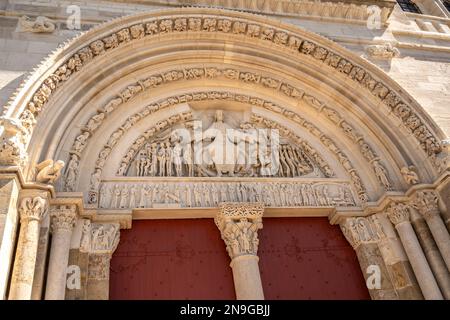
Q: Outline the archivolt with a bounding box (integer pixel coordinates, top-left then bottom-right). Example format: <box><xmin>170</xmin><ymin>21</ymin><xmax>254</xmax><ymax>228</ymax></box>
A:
<box><xmin>4</xmin><ymin>8</ymin><xmax>445</xmax><ymax>190</ymax></box>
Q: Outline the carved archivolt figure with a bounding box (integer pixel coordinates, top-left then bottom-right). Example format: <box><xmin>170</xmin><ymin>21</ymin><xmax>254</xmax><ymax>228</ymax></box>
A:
<box><xmin>64</xmin><ymin>154</ymin><xmax>79</xmax><ymax>191</ymax></box>
<box><xmin>400</xmin><ymin>166</ymin><xmax>419</xmax><ymax>185</ymax></box>
<box><xmin>35</xmin><ymin>159</ymin><xmax>65</xmax><ymax>184</ymax></box>
<box><xmin>18</xmin><ymin>16</ymin><xmax>56</xmax><ymax>33</ymax></box>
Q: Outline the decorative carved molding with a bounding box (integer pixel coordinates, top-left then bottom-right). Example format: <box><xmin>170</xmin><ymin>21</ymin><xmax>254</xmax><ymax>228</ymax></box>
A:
<box><xmin>9</xmin><ymin>12</ymin><xmax>440</xmax><ymax>172</ymax></box>
<box><xmin>98</xmin><ymin>180</ymin><xmax>357</xmax><ymax>209</ymax></box>
<box><xmin>340</xmin><ymin>215</ymin><xmax>385</xmax><ymax>249</ymax></box>
<box><xmin>412</xmin><ymin>190</ymin><xmax>440</xmax><ymax>219</ymax></box>
<box><xmin>18</xmin><ymin>196</ymin><xmax>48</xmax><ymax>223</ymax></box>
<box><xmin>49</xmin><ymin>204</ymin><xmax>77</xmax><ymax>233</ymax></box>
<box><xmin>387</xmin><ymin>202</ymin><xmax>410</xmax><ymax>226</ymax></box>
<box><xmin>215</xmin><ymin>202</ymin><xmax>264</xmax><ymax>259</ymax></box>
<box><xmin>35</xmin><ymin>159</ymin><xmax>65</xmax><ymax>184</ymax></box>
<box><xmin>17</xmin><ymin>16</ymin><xmax>56</xmax><ymax>33</ymax></box>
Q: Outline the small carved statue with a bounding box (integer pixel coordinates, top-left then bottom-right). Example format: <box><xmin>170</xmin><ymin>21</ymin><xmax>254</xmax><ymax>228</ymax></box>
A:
<box><xmin>400</xmin><ymin>166</ymin><xmax>419</xmax><ymax>185</ymax></box>
<box><xmin>35</xmin><ymin>159</ymin><xmax>65</xmax><ymax>184</ymax></box>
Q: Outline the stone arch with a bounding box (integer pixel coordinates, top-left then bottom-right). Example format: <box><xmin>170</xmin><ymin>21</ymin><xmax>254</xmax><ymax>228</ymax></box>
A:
<box><xmin>1</xmin><ymin>7</ymin><xmax>446</xmax><ymax>201</ymax></box>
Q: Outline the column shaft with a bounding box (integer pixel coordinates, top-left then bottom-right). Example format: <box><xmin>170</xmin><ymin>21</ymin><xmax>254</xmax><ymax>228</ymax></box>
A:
<box><xmin>8</xmin><ymin>219</ymin><xmax>40</xmax><ymax>299</ymax></box>
<box><xmin>230</xmin><ymin>255</ymin><xmax>264</xmax><ymax>300</ymax></box>
<box><xmin>395</xmin><ymin>222</ymin><xmax>443</xmax><ymax>300</ymax></box>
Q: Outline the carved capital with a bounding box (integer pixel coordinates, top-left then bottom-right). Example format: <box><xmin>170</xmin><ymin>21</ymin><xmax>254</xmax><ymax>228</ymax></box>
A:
<box><xmin>215</xmin><ymin>203</ymin><xmax>264</xmax><ymax>259</ymax></box>
<box><xmin>49</xmin><ymin>204</ymin><xmax>77</xmax><ymax>233</ymax></box>
<box><xmin>81</xmin><ymin>222</ymin><xmax>120</xmax><ymax>255</ymax></box>
<box><xmin>387</xmin><ymin>202</ymin><xmax>410</xmax><ymax>226</ymax></box>
<box><xmin>18</xmin><ymin>196</ymin><xmax>48</xmax><ymax>223</ymax></box>
<box><xmin>413</xmin><ymin>191</ymin><xmax>440</xmax><ymax>220</ymax></box>
<box><xmin>340</xmin><ymin>215</ymin><xmax>384</xmax><ymax>249</ymax></box>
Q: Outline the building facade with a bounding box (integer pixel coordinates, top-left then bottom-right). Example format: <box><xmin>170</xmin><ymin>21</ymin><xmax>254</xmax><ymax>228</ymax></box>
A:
<box><xmin>0</xmin><ymin>0</ymin><xmax>449</xmax><ymax>300</ymax></box>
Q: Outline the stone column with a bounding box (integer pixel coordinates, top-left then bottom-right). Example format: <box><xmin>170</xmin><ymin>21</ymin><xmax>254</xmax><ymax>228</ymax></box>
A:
<box><xmin>31</xmin><ymin>214</ymin><xmax>50</xmax><ymax>300</ymax></box>
<box><xmin>45</xmin><ymin>205</ymin><xmax>77</xmax><ymax>300</ymax></box>
<box><xmin>85</xmin><ymin>222</ymin><xmax>120</xmax><ymax>300</ymax></box>
<box><xmin>409</xmin><ymin>208</ymin><xmax>450</xmax><ymax>299</ymax></box>
<box><xmin>8</xmin><ymin>195</ymin><xmax>48</xmax><ymax>300</ymax></box>
<box><xmin>387</xmin><ymin>202</ymin><xmax>443</xmax><ymax>300</ymax></box>
<box><xmin>371</xmin><ymin>213</ymin><xmax>423</xmax><ymax>299</ymax></box>
<box><xmin>340</xmin><ymin>216</ymin><xmax>398</xmax><ymax>300</ymax></box>
<box><xmin>215</xmin><ymin>203</ymin><xmax>265</xmax><ymax>300</ymax></box>
<box><xmin>413</xmin><ymin>191</ymin><xmax>450</xmax><ymax>272</ymax></box>
<box><xmin>0</xmin><ymin>176</ymin><xmax>20</xmax><ymax>299</ymax></box>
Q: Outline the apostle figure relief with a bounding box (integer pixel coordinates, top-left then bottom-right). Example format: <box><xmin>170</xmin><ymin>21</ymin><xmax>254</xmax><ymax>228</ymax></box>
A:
<box><xmin>119</xmin><ymin>109</ymin><xmax>320</xmax><ymax>179</ymax></box>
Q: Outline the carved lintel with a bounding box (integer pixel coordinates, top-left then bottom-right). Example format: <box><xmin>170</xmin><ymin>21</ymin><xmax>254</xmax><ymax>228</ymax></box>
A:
<box><xmin>49</xmin><ymin>204</ymin><xmax>77</xmax><ymax>233</ymax></box>
<box><xmin>387</xmin><ymin>202</ymin><xmax>410</xmax><ymax>226</ymax></box>
<box><xmin>215</xmin><ymin>203</ymin><xmax>264</xmax><ymax>259</ymax></box>
<box><xmin>18</xmin><ymin>196</ymin><xmax>48</xmax><ymax>223</ymax></box>
<box><xmin>413</xmin><ymin>190</ymin><xmax>440</xmax><ymax>220</ymax></box>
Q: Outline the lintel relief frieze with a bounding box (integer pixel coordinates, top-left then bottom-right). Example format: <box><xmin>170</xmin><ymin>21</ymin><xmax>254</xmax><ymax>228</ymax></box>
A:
<box><xmin>4</xmin><ymin>12</ymin><xmax>441</xmax><ymax>174</ymax></box>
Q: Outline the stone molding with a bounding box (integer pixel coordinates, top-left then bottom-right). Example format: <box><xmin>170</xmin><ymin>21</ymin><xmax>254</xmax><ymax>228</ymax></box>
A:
<box><xmin>215</xmin><ymin>202</ymin><xmax>264</xmax><ymax>259</ymax></box>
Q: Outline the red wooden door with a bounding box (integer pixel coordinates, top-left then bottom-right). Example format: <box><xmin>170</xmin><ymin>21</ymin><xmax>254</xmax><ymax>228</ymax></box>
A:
<box><xmin>109</xmin><ymin>217</ymin><xmax>369</xmax><ymax>299</ymax></box>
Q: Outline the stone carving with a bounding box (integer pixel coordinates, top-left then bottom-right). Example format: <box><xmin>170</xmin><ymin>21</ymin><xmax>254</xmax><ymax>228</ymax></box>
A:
<box><xmin>90</xmin><ymin>223</ymin><xmax>120</xmax><ymax>254</ymax></box>
<box><xmin>215</xmin><ymin>203</ymin><xmax>264</xmax><ymax>259</ymax></box>
<box><xmin>80</xmin><ymin>219</ymin><xmax>91</xmax><ymax>253</ymax></box>
<box><xmin>400</xmin><ymin>166</ymin><xmax>419</xmax><ymax>185</ymax></box>
<box><xmin>17</xmin><ymin>16</ymin><xmax>55</xmax><ymax>33</ymax></box>
<box><xmin>126</xmin><ymin>109</ymin><xmax>318</xmax><ymax>179</ymax></box>
<box><xmin>340</xmin><ymin>215</ymin><xmax>384</xmax><ymax>249</ymax></box>
<box><xmin>98</xmin><ymin>180</ymin><xmax>356</xmax><ymax>209</ymax></box>
<box><xmin>372</xmin><ymin>159</ymin><xmax>392</xmax><ymax>191</ymax></box>
<box><xmin>0</xmin><ymin>117</ymin><xmax>28</xmax><ymax>166</ymax></box>
<box><xmin>387</xmin><ymin>202</ymin><xmax>410</xmax><ymax>226</ymax></box>
<box><xmin>64</xmin><ymin>154</ymin><xmax>79</xmax><ymax>192</ymax></box>
<box><xmin>366</xmin><ymin>43</ymin><xmax>400</xmax><ymax>59</ymax></box>
<box><xmin>412</xmin><ymin>190</ymin><xmax>440</xmax><ymax>219</ymax></box>
<box><xmin>15</xmin><ymin>13</ymin><xmax>440</xmax><ymax>171</ymax></box>
<box><xmin>49</xmin><ymin>205</ymin><xmax>77</xmax><ymax>232</ymax></box>
<box><xmin>81</xmin><ymin>222</ymin><xmax>120</xmax><ymax>255</ymax></box>
<box><xmin>35</xmin><ymin>159</ymin><xmax>65</xmax><ymax>184</ymax></box>
<box><xmin>19</xmin><ymin>196</ymin><xmax>48</xmax><ymax>223</ymax></box>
